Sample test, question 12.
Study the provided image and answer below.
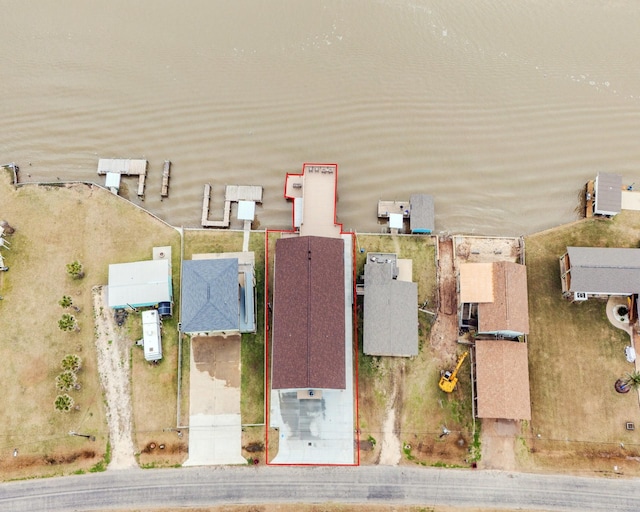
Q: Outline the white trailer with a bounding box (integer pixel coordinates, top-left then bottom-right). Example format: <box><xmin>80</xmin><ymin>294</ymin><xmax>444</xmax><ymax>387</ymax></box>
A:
<box><xmin>141</xmin><ymin>310</ymin><xmax>162</xmax><ymax>362</ymax></box>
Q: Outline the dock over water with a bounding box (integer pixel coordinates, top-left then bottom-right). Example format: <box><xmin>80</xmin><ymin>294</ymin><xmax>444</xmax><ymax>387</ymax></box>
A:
<box><xmin>97</xmin><ymin>158</ymin><xmax>148</xmax><ymax>197</ymax></box>
<box><xmin>201</xmin><ymin>184</ymin><xmax>263</xmax><ymax>228</ymax></box>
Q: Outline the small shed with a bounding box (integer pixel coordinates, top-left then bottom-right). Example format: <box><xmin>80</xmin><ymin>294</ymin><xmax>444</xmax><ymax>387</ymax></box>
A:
<box><xmin>104</xmin><ymin>172</ymin><xmax>121</xmax><ymax>194</ymax></box>
<box><xmin>410</xmin><ymin>194</ymin><xmax>435</xmax><ymax>233</ymax></box>
<box><xmin>594</xmin><ymin>172</ymin><xmax>622</xmax><ymax>216</ymax></box>
<box><xmin>389</xmin><ymin>213</ymin><xmax>403</xmax><ymax>231</ymax></box>
<box><xmin>141</xmin><ymin>310</ymin><xmax>162</xmax><ymax>362</ymax></box>
<box><xmin>237</xmin><ymin>200</ymin><xmax>256</xmax><ymax>221</ymax></box>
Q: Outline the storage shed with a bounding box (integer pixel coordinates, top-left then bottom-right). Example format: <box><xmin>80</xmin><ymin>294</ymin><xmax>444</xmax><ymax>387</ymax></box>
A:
<box><xmin>108</xmin><ymin>259</ymin><xmax>172</xmax><ymax>309</ymax></box>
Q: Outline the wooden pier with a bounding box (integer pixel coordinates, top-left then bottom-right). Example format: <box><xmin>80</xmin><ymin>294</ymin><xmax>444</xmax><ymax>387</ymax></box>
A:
<box><xmin>161</xmin><ymin>160</ymin><xmax>171</xmax><ymax>197</ymax></box>
<box><xmin>585</xmin><ymin>180</ymin><xmax>594</xmax><ymax>218</ymax></box>
<box><xmin>201</xmin><ymin>184</ymin><xmax>263</xmax><ymax>228</ymax></box>
<box><xmin>377</xmin><ymin>200</ymin><xmax>411</xmax><ymax>219</ymax></box>
<box><xmin>97</xmin><ymin>158</ymin><xmax>147</xmax><ymax>198</ymax></box>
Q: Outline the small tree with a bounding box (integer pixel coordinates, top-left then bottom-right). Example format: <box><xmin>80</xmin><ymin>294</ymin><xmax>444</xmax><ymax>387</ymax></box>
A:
<box><xmin>58</xmin><ymin>313</ymin><xmax>79</xmax><ymax>332</ymax></box>
<box><xmin>59</xmin><ymin>295</ymin><xmax>72</xmax><ymax>308</ymax></box>
<box><xmin>59</xmin><ymin>295</ymin><xmax>81</xmax><ymax>312</ymax></box>
<box><xmin>624</xmin><ymin>370</ymin><xmax>640</xmax><ymax>390</ymax></box>
<box><xmin>66</xmin><ymin>261</ymin><xmax>85</xmax><ymax>279</ymax></box>
<box><xmin>54</xmin><ymin>394</ymin><xmax>74</xmax><ymax>413</ymax></box>
<box><xmin>56</xmin><ymin>371</ymin><xmax>77</xmax><ymax>392</ymax></box>
<box><xmin>61</xmin><ymin>354</ymin><xmax>82</xmax><ymax>373</ymax></box>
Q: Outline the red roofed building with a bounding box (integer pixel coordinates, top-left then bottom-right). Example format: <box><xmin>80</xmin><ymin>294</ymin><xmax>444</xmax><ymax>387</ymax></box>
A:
<box><xmin>271</xmin><ymin>235</ymin><xmax>346</xmax><ymax>389</ymax></box>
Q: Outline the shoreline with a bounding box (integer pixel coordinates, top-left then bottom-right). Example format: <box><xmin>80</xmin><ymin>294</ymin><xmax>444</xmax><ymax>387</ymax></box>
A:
<box><xmin>1</xmin><ymin>172</ymin><xmax>638</xmax><ymax>482</ymax></box>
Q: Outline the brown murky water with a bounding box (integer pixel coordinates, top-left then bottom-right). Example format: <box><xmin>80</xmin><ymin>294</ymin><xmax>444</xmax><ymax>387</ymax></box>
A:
<box><xmin>2</xmin><ymin>1</ymin><xmax>640</xmax><ymax>235</ymax></box>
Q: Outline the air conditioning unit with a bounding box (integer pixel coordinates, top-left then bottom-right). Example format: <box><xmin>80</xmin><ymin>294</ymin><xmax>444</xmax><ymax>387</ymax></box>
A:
<box><xmin>574</xmin><ymin>292</ymin><xmax>588</xmax><ymax>301</ymax></box>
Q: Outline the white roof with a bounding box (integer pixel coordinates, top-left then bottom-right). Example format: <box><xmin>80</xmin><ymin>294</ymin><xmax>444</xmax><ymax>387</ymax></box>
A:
<box><xmin>108</xmin><ymin>259</ymin><xmax>171</xmax><ymax>308</ymax></box>
<box><xmin>237</xmin><ymin>200</ymin><xmax>256</xmax><ymax>221</ymax></box>
<box><xmin>104</xmin><ymin>172</ymin><xmax>121</xmax><ymax>189</ymax></box>
<box><xmin>142</xmin><ymin>310</ymin><xmax>162</xmax><ymax>361</ymax></box>
<box><xmin>389</xmin><ymin>213</ymin><xmax>403</xmax><ymax>229</ymax></box>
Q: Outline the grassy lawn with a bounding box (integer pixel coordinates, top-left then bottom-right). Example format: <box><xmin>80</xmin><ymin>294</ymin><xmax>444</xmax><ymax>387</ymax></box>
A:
<box><xmin>0</xmin><ymin>172</ymin><xmax>180</xmax><ymax>479</ymax></box>
<box><xmin>355</xmin><ymin>234</ymin><xmax>471</xmax><ymax>466</ymax></box>
<box><xmin>524</xmin><ymin>213</ymin><xmax>640</xmax><ymax>472</ymax></box>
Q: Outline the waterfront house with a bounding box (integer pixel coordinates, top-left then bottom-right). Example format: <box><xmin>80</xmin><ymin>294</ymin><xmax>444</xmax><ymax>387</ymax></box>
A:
<box><xmin>459</xmin><ymin>261</ymin><xmax>529</xmax><ymax>338</ymax></box>
<box><xmin>363</xmin><ymin>253</ymin><xmax>418</xmax><ymax>357</ymax></box>
<box><xmin>560</xmin><ymin>246</ymin><xmax>640</xmax><ymax>301</ymax></box>
<box><xmin>268</xmin><ymin>163</ymin><xmax>355</xmax><ymax>465</ymax></box>
<box><xmin>180</xmin><ymin>258</ymin><xmax>242</xmax><ymax>336</ymax></box>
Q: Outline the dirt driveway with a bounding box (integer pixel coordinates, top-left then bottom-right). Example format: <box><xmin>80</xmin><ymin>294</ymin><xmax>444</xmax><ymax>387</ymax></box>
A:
<box><xmin>92</xmin><ymin>286</ymin><xmax>137</xmax><ymax>469</ymax></box>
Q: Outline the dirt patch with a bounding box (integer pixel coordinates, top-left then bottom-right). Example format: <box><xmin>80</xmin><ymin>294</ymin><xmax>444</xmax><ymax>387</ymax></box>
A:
<box><xmin>430</xmin><ymin>237</ymin><xmax>459</xmax><ymax>355</ymax></box>
<box><xmin>93</xmin><ymin>286</ymin><xmax>137</xmax><ymax>469</ymax></box>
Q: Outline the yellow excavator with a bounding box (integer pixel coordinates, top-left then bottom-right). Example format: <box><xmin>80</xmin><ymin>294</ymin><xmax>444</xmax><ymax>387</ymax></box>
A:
<box><xmin>438</xmin><ymin>351</ymin><xmax>468</xmax><ymax>393</ymax></box>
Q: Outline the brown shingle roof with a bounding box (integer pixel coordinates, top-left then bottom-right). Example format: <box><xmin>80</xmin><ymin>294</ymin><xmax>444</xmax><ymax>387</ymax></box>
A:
<box><xmin>475</xmin><ymin>339</ymin><xmax>531</xmax><ymax>420</ymax></box>
<box><xmin>271</xmin><ymin>236</ymin><xmax>345</xmax><ymax>389</ymax></box>
<box><xmin>478</xmin><ymin>261</ymin><xmax>529</xmax><ymax>335</ymax></box>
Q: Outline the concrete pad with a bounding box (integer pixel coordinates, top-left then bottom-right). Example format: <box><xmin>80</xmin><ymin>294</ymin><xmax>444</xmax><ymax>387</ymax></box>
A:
<box><xmin>183</xmin><ymin>413</ymin><xmax>246</xmax><ymax>466</ymax></box>
<box><xmin>185</xmin><ymin>335</ymin><xmax>245</xmax><ymax>466</ymax></box>
<box><xmin>622</xmin><ymin>190</ymin><xmax>640</xmax><ymax>211</ymax></box>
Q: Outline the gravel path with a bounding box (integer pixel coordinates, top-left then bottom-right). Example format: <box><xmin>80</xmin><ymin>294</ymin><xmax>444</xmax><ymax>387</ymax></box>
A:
<box><xmin>92</xmin><ymin>286</ymin><xmax>137</xmax><ymax>469</ymax></box>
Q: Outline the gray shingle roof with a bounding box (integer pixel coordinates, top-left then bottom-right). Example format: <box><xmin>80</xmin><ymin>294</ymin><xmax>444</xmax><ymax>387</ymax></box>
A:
<box><xmin>594</xmin><ymin>173</ymin><xmax>622</xmax><ymax>215</ymax></box>
<box><xmin>410</xmin><ymin>194</ymin><xmax>435</xmax><ymax>233</ymax></box>
<box><xmin>567</xmin><ymin>247</ymin><xmax>640</xmax><ymax>294</ymax></box>
<box><xmin>363</xmin><ymin>254</ymin><xmax>418</xmax><ymax>357</ymax></box>
<box><xmin>181</xmin><ymin>259</ymin><xmax>239</xmax><ymax>333</ymax></box>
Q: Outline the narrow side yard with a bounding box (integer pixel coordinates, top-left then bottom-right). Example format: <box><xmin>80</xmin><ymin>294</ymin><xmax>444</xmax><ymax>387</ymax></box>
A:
<box><xmin>356</xmin><ymin>234</ymin><xmax>473</xmax><ymax>467</ymax></box>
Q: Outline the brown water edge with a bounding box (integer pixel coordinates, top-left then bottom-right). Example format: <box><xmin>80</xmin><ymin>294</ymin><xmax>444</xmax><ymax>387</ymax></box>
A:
<box><xmin>2</xmin><ymin>1</ymin><xmax>640</xmax><ymax>236</ymax></box>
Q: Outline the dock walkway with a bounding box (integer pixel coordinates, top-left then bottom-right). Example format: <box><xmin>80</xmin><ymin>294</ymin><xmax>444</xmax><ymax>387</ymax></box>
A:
<box><xmin>161</xmin><ymin>160</ymin><xmax>171</xmax><ymax>197</ymax></box>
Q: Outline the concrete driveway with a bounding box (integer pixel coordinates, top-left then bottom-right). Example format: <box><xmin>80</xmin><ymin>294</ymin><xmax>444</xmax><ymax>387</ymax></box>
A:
<box><xmin>184</xmin><ymin>334</ymin><xmax>246</xmax><ymax>466</ymax></box>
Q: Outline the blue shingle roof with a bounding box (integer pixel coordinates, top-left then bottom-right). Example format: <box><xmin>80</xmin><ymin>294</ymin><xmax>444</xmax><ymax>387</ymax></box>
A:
<box><xmin>181</xmin><ymin>259</ymin><xmax>239</xmax><ymax>333</ymax></box>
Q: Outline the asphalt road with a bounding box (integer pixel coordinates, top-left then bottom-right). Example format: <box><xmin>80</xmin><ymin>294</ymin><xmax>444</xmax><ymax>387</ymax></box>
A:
<box><xmin>1</xmin><ymin>466</ymin><xmax>639</xmax><ymax>512</ymax></box>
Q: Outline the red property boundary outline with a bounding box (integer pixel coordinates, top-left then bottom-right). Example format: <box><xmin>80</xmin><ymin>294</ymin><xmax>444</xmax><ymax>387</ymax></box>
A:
<box><xmin>264</xmin><ymin>163</ymin><xmax>360</xmax><ymax>466</ymax></box>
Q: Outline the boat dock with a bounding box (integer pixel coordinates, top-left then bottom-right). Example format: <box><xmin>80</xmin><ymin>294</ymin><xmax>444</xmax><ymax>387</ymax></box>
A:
<box><xmin>97</xmin><ymin>158</ymin><xmax>148</xmax><ymax>197</ymax></box>
<box><xmin>378</xmin><ymin>195</ymin><xmax>434</xmax><ymax>234</ymax></box>
<box><xmin>201</xmin><ymin>184</ymin><xmax>263</xmax><ymax>228</ymax></box>
<box><xmin>161</xmin><ymin>160</ymin><xmax>171</xmax><ymax>197</ymax></box>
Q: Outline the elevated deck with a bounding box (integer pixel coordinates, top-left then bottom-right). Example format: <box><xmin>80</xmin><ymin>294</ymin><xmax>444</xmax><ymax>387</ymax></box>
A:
<box><xmin>378</xmin><ymin>200</ymin><xmax>410</xmax><ymax>219</ymax></box>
